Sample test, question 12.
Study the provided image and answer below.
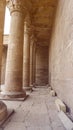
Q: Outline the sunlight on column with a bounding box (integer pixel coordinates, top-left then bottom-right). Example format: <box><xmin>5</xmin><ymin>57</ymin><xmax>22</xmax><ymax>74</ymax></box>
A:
<box><xmin>4</xmin><ymin>7</ymin><xmax>11</xmax><ymax>34</ymax></box>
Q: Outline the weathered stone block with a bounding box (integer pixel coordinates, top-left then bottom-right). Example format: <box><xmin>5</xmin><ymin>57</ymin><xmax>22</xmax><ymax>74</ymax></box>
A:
<box><xmin>55</xmin><ymin>99</ymin><xmax>66</xmax><ymax>113</ymax></box>
<box><xmin>50</xmin><ymin>90</ymin><xmax>56</xmax><ymax>97</ymax></box>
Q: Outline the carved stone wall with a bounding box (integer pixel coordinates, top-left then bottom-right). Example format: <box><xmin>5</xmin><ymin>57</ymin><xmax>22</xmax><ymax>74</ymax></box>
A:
<box><xmin>36</xmin><ymin>44</ymin><xmax>48</xmax><ymax>86</ymax></box>
<box><xmin>49</xmin><ymin>0</ymin><xmax>73</xmax><ymax>117</ymax></box>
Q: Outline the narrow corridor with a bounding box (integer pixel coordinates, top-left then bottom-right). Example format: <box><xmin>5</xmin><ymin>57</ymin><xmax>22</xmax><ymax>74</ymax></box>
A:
<box><xmin>2</xmin><ymin>87</ymin><xmax>66</xmax><ymax>130</ymax></box>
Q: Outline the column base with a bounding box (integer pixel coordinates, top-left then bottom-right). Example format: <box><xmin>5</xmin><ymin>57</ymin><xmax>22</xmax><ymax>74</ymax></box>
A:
<box><xmin>24</xmin><ymin>86</ymin><xmax>33</xmax><ymax>91</ymax></box>
<box><xmin>0</xmin><ymin>108</ymin><xmax>14</xmax><ymax>127</ymax></box>
<box><xmin>0</xmin><ymin>86</ymin><xmax>27</xmax><ymax>101</ymax></box>
<box><xmin>0</xmin><ymin>101</ymin><xmax>8</xmax><ymax>121</ymax></box>
<box><xmin>0</xmin><ymin>92</ymin><xmax>27</xmax><ymax>101</ymax></box>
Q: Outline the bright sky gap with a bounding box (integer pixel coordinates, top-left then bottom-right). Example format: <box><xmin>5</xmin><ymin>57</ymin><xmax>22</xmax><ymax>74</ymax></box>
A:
<box><xmin>4</xmin><ymin>7</ymin><xmax>11</xmax><ymax>34</ymax></box>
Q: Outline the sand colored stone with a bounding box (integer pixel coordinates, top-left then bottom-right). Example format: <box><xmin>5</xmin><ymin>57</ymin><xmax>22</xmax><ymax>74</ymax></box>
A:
<box><xmin>29</xmin><ymin>35</ymin><xmax>36</xmax><ymax>88</ymax></box>
<box><xmin>0</xmin><ymin>101</ymin><xmax>7</xmax><ymax>121</ymax></box>
<box><xmin>1</xmin><ymin>0</ymin><xmax>73</xmax><ymax>120</ymax></box>
<box><xmin>50</xmin><ymin>90</ymin><xmax>56</xmax><ymax>97</ymax></box>
<box><xmin>30</xmin><ymin>36</ymin><xmax>34</xmax><ymax>87</ymax></box>
<box><xmin>0</xmin><ymin>0</ymin><xmax>6</xmax><ymax>84</ymax></box>
<box><xmin>1</xmin><ymin>0</ymin><xmax>26</xmax><ymax>98</ymax></box>
<box><xmin>36</xmin><ymin>45</ymin><xmax>48</xmax><ymax>86</ymax></box>
<box><xmin>23</xmin><ymin>15</ymin><xmax>31</xmax><ymax>90</ymax></box>
<box><xmin>3</xmin><ymin>88</ymin><xmax>66</xmax><ymax>130</ymax></box>
<box><xmin>49</xmin><ymin>0</ymin><xmax>73</xmax><ymax>116</ymax></box>
<box><xmin>55</xmin><ymin>99</ymin><xmax>66</xmax><ymax>113</ymax></box>
<box><xmin>0</xmin><ymin>1</ymin><xmax>8</xmax><ymax>123</ymax></box>
<box><xmin>32</xmin><ymin>41</ymin><xmax>36</xmax><ymax>87</ymax></box>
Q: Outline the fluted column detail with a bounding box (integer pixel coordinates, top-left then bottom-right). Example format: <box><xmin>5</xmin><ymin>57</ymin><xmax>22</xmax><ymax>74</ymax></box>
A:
<box><xmin>1</xmin><ymin>0</ymin><xmax>26</xmax><ymax>98</ymax></box>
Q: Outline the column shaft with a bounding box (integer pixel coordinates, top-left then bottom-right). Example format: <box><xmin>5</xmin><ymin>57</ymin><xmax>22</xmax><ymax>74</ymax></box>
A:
<box><xmin>0</xmin><ymin>0</ymin><xmax>6</xmax><ymax>84</ymax></box>
<box><xmin>1</xmin><ymin>0</ymin><xmax>26</xmax><ymax>98</ymax></box>
<box><xmin>30</xmin><ymin>36</ymin><xmax>36</xmax><ymax>88</ymax></box>
<box><xmin>32</xmin><ymin>43</ymin><xmax>36</xmax><ymax>87</ymax></box>
<box><xmin>30</xmin><ymin>38</ymin><xmax>34</xmax><ymax>87</ymax></box>
<box><xmin>23</xmin><ymin>16</ymin><xmax>31</xmax><ymax>90</ymax></box>
<box><xmin>5</xmin><ymin>12</ymin><xmax>24</xmax><ymax>92</ymax></box>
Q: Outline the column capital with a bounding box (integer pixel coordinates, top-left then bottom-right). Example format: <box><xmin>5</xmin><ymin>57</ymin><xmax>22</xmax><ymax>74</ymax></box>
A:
<box><xmin>6</xmin><ymin>0</ymin><xmax>26</xmax><ymax>14</ymax></box>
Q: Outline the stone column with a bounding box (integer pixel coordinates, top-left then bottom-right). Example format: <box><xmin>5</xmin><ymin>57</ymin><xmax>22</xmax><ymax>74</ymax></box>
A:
<box><xmin>32</xmin><ymin>42</ymin><xmax>36</xmax><ymax>87</ymax></box>
<box><xmin>0</xmin><ymin>0</ymin><xmax>8</xmax><ymax>121</ymax></box>
<box><xmin>29</xmin><ymin>34</ymin><xmax>36</xmax><ymax>88</ymax></box>
<box><xmin>1</xmin><ymin>0</ymin><xmax>26</xmax><ymax>98</ymax></box>
<box><xmin>30</xmin><ymin>35</ymin><xmax>34</xmax><ymax>87</ymax></box>
<box><xmin>23</xmin><ymin>15</ymin><xmax>32</xmax><ymax>90</ymax></box>
<box><xmin>0</xmin><ymin>0</ymin><xmax>6</xmax><ymax>84</ymax></box>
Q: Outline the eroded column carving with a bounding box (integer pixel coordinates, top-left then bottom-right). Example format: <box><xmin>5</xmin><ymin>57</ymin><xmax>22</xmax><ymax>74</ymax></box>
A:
<box><xmin>6</xmin><ymin>0</ymin><xmax>26</xmax><ymax>14</ymax></box>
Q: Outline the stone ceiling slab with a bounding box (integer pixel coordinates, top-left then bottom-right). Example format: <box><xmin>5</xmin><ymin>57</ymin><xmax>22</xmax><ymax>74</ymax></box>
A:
<box><xmin>29</xmin><ymin>0</ymin><xmax>58</xmax><ymax>46</ymax></box>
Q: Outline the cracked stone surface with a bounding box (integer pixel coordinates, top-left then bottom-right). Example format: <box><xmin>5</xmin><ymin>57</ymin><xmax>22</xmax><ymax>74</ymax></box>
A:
<box><xmin>1</xmin><ymin>87</ymin><xmax>66</xmax><ymax>130</ymax></box>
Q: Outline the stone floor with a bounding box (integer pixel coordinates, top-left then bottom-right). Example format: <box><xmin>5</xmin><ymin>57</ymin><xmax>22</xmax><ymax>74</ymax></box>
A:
<box><xmin>0</xmin><ymin>87</ymin><xmax>66</xmax><ymax>130</ymax></box>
